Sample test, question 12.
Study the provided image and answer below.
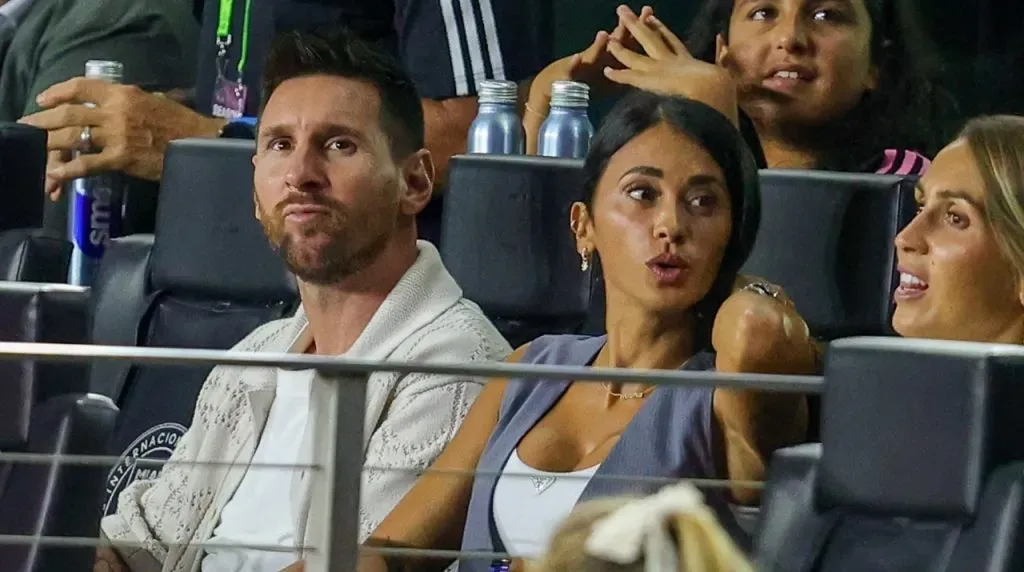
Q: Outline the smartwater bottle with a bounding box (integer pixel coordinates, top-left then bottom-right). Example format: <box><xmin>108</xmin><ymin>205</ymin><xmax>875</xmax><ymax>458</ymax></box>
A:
<box><xmin>67</xmin><ymin>60</ymin><xmax>125</xmax><ymax>286</ymax></box>
<box><xmin>537</xmin><ymin>80</ymin><xmax>594</xmax><ymax>159</ymax></box>
<box><xmin>467</xmin><ymin>80</ymin><xmax>524</xmax><ymax>155</ymax></box>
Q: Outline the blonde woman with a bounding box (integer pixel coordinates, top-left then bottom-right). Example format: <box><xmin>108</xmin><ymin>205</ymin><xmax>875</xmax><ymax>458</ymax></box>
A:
<box><xmin>529</xmin><ymin>483</ymin><xmax>752</xmax><ymax>572</ymax></box>
<box><xmin>893</xmin><ymin>115</ymin><xmax>1024</xmax><ymax>343</ymax></box>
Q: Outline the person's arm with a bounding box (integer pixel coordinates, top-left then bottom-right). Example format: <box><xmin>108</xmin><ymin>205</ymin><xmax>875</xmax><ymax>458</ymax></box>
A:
<box><xmin>14</xmin><ymin>0</ymin><xmax>220</xmax><ymax>197</ymax></box>
<box><xmin>522</xmin><ymin>6</ymin><xmax>654</xmax><ymax>154</ymax></box>
<box><xmin>421</xmin><ymin>97</ymin><xmax>478</xmax><ymax>186</ymax></box>
<box><xmin>356</xmin><ymin>369</ymin><xmax>485</xmax><ymax>540</ymax></box>
<box><xmin>392</xmin><ymin>0</ymin><xmax>552</xmax><ymax>187</ymax></box>
<box><xmin>98</xmin><ymin>321</ymin><xmax>286</xmax><ymax>570</ymax></box>
<box><xmin>94</xmin><ymin>545</ymin><xmax>128</xmax><ymax>572</ymax></box>
<box><xmin>17</xmin><ymin>0</ymin><xmax>198</xmax><ymax>117</ymax></box>
<box><xmin>360</xmin><ymin>345</ymin><xmax>529</xmax><ymax>572</ymax></box>
<box><xmin>20</xmin><ymin>79</ymin><xmax>225</xmax><ymax>198</ymax></box>
<box><xmin>97</xmin><ymin>381</ymin><xmax>215</xmax><ymax>571</ymax></box>
<box><xmin>711</xmin><ymin>288</ymin><xmax>817</xmax><ymax>505</ymax></box>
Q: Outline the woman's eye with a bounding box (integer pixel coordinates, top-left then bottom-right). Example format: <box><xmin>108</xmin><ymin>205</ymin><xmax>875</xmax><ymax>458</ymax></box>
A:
<box><xmin>750</xmin><ymin>7</ymin><xmax>775</xmax><ymax>21</ymax></box>
<box><xmin>945</xmin><ymin>210</ymin><xmax>968</xmax><ymax>228</ymax></box>
<box><xmin>688</xmin><ymin>194</ymin><xmax>718</xmax><ymax>212</ymax></box>
<box><xmin>626</xmin><ymin>186</ymin><xmax>655</xmax><ymax>201</ymax></box>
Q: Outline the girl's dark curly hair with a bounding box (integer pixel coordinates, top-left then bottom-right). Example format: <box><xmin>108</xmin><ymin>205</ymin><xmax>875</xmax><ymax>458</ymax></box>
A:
<box><xmin>683</xmin><ymin>0</ymin><xmax>956</xmax><ymax>171</ymax></box>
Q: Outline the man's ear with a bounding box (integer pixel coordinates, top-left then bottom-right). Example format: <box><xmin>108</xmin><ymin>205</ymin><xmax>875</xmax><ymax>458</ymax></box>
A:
<box><xmin>252</xmin><ymin>154</ymin><xmax>263</xmax><ymax>222</ymax></box>
<box><xmin>399</xmin><ymin>149</ymin><xmax>435</xmax><ymax>216</ymax></box>
<box><xmin>253</xmin><ymin>192</ymin><xmax>263</xmax><ymax>223</ymax></box>
<box><xmin>570</xmin><ymin>201</ymin><xmax>596</xmax><ymax>255</ymax></box>
<box><xmin>715</xmin><ymin>33</ymin><xmax>730</xmax><ymax>67</ymax></box>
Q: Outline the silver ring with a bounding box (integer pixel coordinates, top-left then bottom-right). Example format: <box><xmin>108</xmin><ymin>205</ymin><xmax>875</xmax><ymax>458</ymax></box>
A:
<box><xmin>79</xmin><ymin>125</ymin><xmax>92</xmax><ymax>148</ymax></box>
<box><xmin>740</xmin><ymin>281</ymin><xmax>780</xmax><ymax>299</ymax></box>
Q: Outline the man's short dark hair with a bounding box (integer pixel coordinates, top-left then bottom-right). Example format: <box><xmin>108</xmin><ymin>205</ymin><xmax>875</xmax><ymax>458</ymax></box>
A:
<box><xmin>261</xmin><ymin>29</ymin><xmax>425</xmax><ymax>157</ymax></box>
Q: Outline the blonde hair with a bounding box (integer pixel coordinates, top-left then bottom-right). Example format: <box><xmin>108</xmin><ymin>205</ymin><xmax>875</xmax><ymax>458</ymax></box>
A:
<box><xmin>528</xmin><ymin>493</ymin><xmax>752</xmax><ymax>572</ymax></box>
<box><xmin>959</xmin><ymin>115</ymin><xmax>1024</xmax><ymax>278</ymax></box>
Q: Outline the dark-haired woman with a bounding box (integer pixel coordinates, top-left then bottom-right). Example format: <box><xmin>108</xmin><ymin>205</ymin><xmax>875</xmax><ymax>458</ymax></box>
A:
<box><xmin>354</xmin><ymin>92</ymin><xmax>818</xmax><ymax>572</ymax></box>
<box><xmin>526</xmin><ymin>1</ymin><xmax>945</xmax><ymax>176</ymax></box>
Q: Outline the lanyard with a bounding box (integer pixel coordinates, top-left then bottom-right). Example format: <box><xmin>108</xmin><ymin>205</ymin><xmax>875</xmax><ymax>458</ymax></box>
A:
<box><xmin>216</xmin><ymin>0</ymin><xmax>253</xmax><ymax>78</ymax></box>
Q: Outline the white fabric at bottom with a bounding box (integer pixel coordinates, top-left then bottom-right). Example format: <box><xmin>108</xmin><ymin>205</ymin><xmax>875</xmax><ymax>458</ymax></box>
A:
<box><xmin>492</xmin><ymin>449</ymin><xmax>599</xmax><ymax>559</ymax></box>
<box><xmin>201</xmin><ymin>369</ymin><xmax>314</xmax><ymax>572</ymax></box>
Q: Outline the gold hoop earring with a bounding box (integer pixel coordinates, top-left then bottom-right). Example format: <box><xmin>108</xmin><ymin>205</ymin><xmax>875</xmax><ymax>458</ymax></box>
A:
<box><xmin>580</xmin><ymin>249</ymin><xmax>590</xmax><ymax>272</ymax></box>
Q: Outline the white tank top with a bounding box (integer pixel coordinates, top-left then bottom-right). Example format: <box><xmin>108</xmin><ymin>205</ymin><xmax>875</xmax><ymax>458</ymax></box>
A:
<box><xmin>492</xmin><ymin>449</ymin><xmax>600</xmax><ymax>559</ymax></box>
<box><xmin>201</xmin><ymin>369</ymin><xmax>314</xmax><ymax>572</ymax></box>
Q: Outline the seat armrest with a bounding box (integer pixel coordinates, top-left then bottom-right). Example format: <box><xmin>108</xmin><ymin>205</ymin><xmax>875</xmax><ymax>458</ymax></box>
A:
<box><xmin>0</xmin><ymin>393</ymin><xmax>118</xmax><ymax>572</ymax></box>
<box><xmin>754</xmin><ymin>443</ymin><xmax>823</xmax><ymax>571</ymax></box>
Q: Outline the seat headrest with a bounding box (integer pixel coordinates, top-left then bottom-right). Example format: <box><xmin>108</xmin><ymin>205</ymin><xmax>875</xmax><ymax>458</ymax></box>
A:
<box><xmin>0</xmin><ymin>123</ymin><xmax>46</xmax><ymax>231</ymax></box>
<box><xmin>818</xmin><ymin>337</ymin><xmax>1024</xmax><ymax>518</ymax></box>
<box><xmin>741</xmin><ymin>171</ymin><xmax>915</xmax><ymax>339</ymax></box>
<box><xmin>151</xmin><ymin>138</ymin><xmax>296</xmax><ymax>302</ymax></box>
<box><xmin>0</xmin><ymin>229</ymin><xmax>71</xmax><ymax>283</ymax></box>
<box><xmin>440</xmin><ymin>155</ymin><xmax>590</xmax><ymax>320</ymax></box>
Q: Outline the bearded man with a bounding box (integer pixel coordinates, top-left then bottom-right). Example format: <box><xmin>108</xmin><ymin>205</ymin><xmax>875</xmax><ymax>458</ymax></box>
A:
<box><xmin>94</xmin><ymin>28</ymin><xmax>509</xmax><ymax>572</ymax></box>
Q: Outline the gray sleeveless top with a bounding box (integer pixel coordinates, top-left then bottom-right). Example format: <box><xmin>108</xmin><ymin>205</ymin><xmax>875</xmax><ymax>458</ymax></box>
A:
<box><xmin>457</xmin><ymin>334</ymin><xmax>747</xmax><ymax>571</ymax></box>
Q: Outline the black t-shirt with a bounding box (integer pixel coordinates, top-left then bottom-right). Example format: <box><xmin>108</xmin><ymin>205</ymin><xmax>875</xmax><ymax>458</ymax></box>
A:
<box><xmin>194</xmin><ymin>0</ymin><xmax>553</xmax><ymax>116</ymax></box>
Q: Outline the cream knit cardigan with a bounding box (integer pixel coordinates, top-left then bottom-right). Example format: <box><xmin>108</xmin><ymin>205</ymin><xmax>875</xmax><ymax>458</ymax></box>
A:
<box><xmin>100</xmin><ymin>241</ymin><xmax>511</xmax><ymax>572</ymax></box>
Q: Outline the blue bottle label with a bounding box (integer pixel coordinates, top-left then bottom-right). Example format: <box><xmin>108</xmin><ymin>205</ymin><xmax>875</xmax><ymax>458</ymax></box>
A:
<box><xmin>71</xmin><ymin>178</ymin><xmax>120</xmax><ymax>259</ymax></box>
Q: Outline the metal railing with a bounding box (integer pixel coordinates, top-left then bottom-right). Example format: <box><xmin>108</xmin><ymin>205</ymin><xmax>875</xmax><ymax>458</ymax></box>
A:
<box><xmin>0</xmin><ymin>341</ymin><xmax>824</xmax><ymax>571</ymax></box>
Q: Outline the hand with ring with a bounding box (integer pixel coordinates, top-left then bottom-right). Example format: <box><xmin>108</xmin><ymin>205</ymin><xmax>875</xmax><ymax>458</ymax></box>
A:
<box><xmin>18</xmin><ymin>78</ymin><xmax>226</xmax><ymax>200</ymax></box>
<box><xmin>78</xmin><ymin>125</ymin><xmax>93</xmax><ymax>151</ymax></box>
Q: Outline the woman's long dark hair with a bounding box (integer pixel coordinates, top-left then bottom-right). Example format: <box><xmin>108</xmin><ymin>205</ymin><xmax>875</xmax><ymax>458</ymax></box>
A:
<box><xmin>685</xmin><ymin>0</ymin><xmax>955</xmax><ymax>170</ymax></box>
<box><xmin>582</xmin><ymin>91</ymin><xmax>761</xmax><ymax>351</ymax></box>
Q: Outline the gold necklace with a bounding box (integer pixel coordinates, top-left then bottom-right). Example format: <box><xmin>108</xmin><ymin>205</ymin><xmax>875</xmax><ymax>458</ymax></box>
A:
<box><xmin>604</xmin><ymin>384</ymin><xmax>655</xmax><ymax>400</ymax></box>
<box><xmin>600</xmin><ymin>356</ymin><xmax>697</xmax><ymax>400</ymax></box>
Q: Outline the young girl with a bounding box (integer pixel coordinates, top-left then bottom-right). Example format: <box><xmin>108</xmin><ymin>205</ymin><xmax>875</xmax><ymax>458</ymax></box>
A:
<box><xmin>526</xmin><ymin>1</ymin><xmax>947</xmax><ymax>176</ymax></box>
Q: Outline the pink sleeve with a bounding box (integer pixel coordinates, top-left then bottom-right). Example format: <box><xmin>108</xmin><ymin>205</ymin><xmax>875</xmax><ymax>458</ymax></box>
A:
<box><xmin>875</xmin><ymin>149</ymin><xmax>931</xmax><ymax>176</ymax></box>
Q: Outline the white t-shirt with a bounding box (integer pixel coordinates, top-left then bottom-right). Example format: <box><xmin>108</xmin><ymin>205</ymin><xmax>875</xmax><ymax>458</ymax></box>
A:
<box><xmin>201</xmin><ymin>369</ymin><xmax>314</xmax><ymax>572</ymax></box>
<box><xmin>492</xmin><ymin>449</ymin><xmax>599</xmax><ymax>559</ymax></box>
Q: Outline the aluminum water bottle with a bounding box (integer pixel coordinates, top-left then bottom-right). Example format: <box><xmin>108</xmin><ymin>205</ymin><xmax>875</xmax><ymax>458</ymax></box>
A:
<box><xmin>67</xmin><ymin>60</ymin><xmax>125</xmax><ymax>286</ymax></box>
<box><xmin>538</xmin><ymin>80</ymin><xmax>594</xmax><ymax>159</ymax></box>
<box><xmin>467</xmin><ymin>80</ymin><xmax>524</xmax><ymax>154</ymax></box>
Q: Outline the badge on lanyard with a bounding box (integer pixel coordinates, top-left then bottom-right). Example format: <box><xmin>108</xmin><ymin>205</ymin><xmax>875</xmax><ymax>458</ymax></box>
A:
<box><xmin>211</xmin><ymin>0</ymin><xmax>252</xmax><ymax>119</ymax></box>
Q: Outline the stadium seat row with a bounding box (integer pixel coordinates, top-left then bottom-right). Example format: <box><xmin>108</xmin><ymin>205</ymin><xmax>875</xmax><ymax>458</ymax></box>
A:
<box><xmin>2</xmin><ymin>137</ymin><xmax>1005</xmax><ymax>571</ymax></box>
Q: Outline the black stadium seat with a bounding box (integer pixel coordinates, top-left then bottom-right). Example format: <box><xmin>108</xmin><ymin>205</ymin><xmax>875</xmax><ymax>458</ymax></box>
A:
<box><xmin>755</xmin><ymin>337</ymin><xmax>1024</xmax><ymax>572</ymax></box>
<box><xmin>741</xmin><ymin>170</ymin><xmax>917</xmax><ymax>340</ymax></box>
<box><xmin>440</xmin><ymin>154</ymin><xmax>592</xmax><ymax>347</ymax></box>
<box><xmin>0</xmin><ymin>123</ymin><xmax>46</xmax><ymax>232</ymax></box>
<box><xmin>0</xmin><ymin>395</ymin><xmax>117</xmax><ymax>572</ymax></box>
<box><xmin>0</xmin><ymin>229</ymin><xmax>72</xmax><ymax>284</ymax></box>
<box><xmin>0</xmin><ymin>282</ymin><xmax>115</xmax><ymax>572</ymax></box>
<box><xmin>0</xmin><ymin>282</ymin><xmax>92</xmax><ymax>416</ymax></box>
<box><xmin>0</xmin><ymin>282</ymin><xmax>93</xmax><ymax>503</ymax></box>
<box><xmin>88</xmin><ymin>138</ymin><xmax>298</xmax><ymax>516</ymax></box>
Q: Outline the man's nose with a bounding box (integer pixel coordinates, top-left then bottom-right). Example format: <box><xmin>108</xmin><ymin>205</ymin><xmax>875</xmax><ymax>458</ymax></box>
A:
<box><xmin>284</xmin><ymin>143</ymin><xmax>329</xmax><ymax>192</ymax></box>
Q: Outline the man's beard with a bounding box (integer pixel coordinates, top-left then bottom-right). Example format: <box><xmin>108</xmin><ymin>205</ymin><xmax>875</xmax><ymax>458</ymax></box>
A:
<box><xmin>258</xmin><ymin>193</ymin><xmax>394</xmax><ymax>286</ymax></box>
